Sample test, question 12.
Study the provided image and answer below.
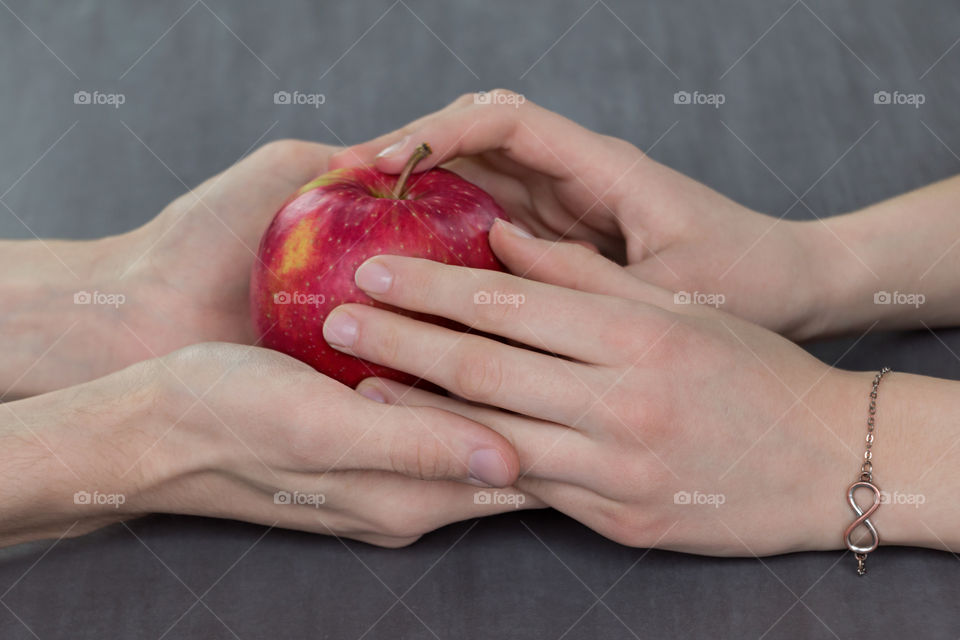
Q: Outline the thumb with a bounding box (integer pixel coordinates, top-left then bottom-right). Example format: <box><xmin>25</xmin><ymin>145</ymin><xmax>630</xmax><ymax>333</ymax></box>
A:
<box><xmin>349</xmin><ymin>392</ymin><xmax>519</xmax><ymax>487</ymax></box>
<box><xmin>489</xmin><ymin>218</ymin><xmax>669</xmax><ymax>304</ymax></box>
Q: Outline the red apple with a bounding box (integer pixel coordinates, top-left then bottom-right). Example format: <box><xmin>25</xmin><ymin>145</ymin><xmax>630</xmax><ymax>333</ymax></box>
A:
<box><xmin>250</xmin><ymin>143</ymin><xmax>509</xmax><ymax>387</ymax></box>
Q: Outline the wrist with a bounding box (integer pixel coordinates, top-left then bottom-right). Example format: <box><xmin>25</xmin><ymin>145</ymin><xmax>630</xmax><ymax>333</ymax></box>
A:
<box><xmin>791</xmin><ymin>203</ymin><xmax>950</xmax><ymax>339</ymax></box>
<box><xmin>0</xmin><ymin>233</ymin><xmax>148</xmax><ymax>397</ymax></box>
<box><xmin>805</xmin><ymin>368</ymin><xmax>960</xmax><ymax>553</ymax></box>
<box><xmin>869</xmin><ymin>372</ymin><xmax>960</xmax><ymax>550</ymax></box>
<box><xmin>787</xmin><ymin>219</ymin><xmax>872</xmax><ymax>341</ymax></box>
<box><xmin>795</xmin><ymin>367</ymin><xmax>876</xmax><ymax>550</ymax></box>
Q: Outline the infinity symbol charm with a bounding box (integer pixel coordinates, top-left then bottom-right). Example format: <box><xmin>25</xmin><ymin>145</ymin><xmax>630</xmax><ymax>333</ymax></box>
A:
<box><xmin>844</xmin><ymin>481</ymin><xmax>881</xmax><ymax>556</ymax></box>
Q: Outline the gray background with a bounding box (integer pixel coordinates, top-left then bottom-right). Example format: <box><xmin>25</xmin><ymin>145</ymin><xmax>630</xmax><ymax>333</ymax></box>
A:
<box><xmin>1</xmin><ymin>0</ymin><xmax>959</xmax><ymax>637</ymax></box>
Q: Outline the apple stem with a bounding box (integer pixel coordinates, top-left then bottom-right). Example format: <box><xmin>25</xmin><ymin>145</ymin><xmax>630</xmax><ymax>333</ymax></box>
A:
<box><xmin>391</xmin><ymin>143</ymin><xmax>432</xmax><ymax>199</ymax></box>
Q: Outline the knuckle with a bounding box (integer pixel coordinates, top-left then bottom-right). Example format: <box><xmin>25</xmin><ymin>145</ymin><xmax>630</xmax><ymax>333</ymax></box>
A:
<box><xmin>639</xmin><ymin>319</ymin><xmax>691</xmax><ymax>367</ymax></box>
<box><xmin>601</xmin><ymin>303</ymin><xmax>674</xmax><ymax>360</ymax></box>
<box><xmin>472</xmin><ymin>291</ymin><xmax>516</xmax><ymax>326</ymax></box>
<box><xmin>255</xmin><ymin>138</ymin><xmax>304</xmax><ymax>161</ymax></box>
<box><xmin>253</xmin><ymin>139</ymin><xmax>335</xmax><ymax>177</ymax></box>
<box><xmin>366</xmin><ymin>322</ymin><xmax>402</xmax><ymax>365</ymax></box>
<box><xmin>382</xmin><ymin>516</ymin><xmax>430</xmax><ymax>540</ymax></box>
<box><xmin>601</xmin><ymin>134</ymin><xmax>641</xmax><ymax>157</ymax></box>
<box><xmin>595</xmin><ymin>502</ymin><xmax>638</xmax><ymax>543</ymax></box>
<box><xmin>596</xmin><ymin>307</ymin><xmax>644</xmax><ymax>354</ymax></box>
<box><xmin>487</xmin><ymin>88</ymin><xmax>517</xmax><ymax>99</ymax></box>
<box><xmin>454</xmin><ymin>92</ymin><xmax>477</xmax><ymax>107</ymax></box>
<box><xmin>452</xmin><ymin>345</ymin><xmax>504</xmax><ymax>401</ymax></box>
<box><xmin>488</xmin><ymin>88</ymin><xmax>527</xmax><ymax>107</ymax></box>
<box><xmin>606</xmin><ymin>456</ymin><xmax>669</xmax><ymax>502</ymax></box>
<box><xmin>566</xmin><ymin>246</ymin><xmax>619</xmax><ymax>290</ymax></box>
<box><xmin>605</xmin><ymin>380</ymin><xmax>669</xmax><ymax>445</ymax></box>
<box><xmin>398</xmin><ymin>259</ymin><xmax>439</xmax><ymax>308</ymax></box>
<box><xmin>594</xmin><ymin>503</ymin><xmax>655</xmax><ymax>548</ymax></box>
<box><xmin>388</xmin><ymin>430</ymin><xmax>453</xmax><ymax>480</ymax></box>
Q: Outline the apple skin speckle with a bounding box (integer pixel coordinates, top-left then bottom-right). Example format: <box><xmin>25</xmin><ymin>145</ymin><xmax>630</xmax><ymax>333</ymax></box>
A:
<box><xmin>249</xmin><ymin>166</ymin><xmax>510</xmax><ymax>388</ymax></box>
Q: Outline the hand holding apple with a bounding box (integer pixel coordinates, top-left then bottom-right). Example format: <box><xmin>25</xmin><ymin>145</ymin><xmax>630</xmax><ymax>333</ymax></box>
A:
<box><xmin>0</xmin><ymin>140</ymin><xmax>342</xmax><ymax>397</ymax></box>
<box><xmin>331</xmin><ymin>91</ymin><xmax>835</xmax><ymax>341</ymax></box>
<box><xmin>316</xmin><ymin>220</ymin><xmax>924</xmax><ymax>555</ymax></box>
<box><xmin>0</xmin><ymin>342</ymin><xmax>532</xmax><ymax>548</ymax></box>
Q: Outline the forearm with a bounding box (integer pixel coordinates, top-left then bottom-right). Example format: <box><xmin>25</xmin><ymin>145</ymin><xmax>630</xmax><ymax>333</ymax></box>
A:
<box><xmin>0</xmin><ymin>372</ymin><xmax>156</xmax><ymax>547</ymax></box>
<box><xmin>0</xmin><ymin>236</ymin><xmax>135</xmax><ymax>397</ymax></box>
<box><xmin>802</xmin><ymin>174</ymin><xmax>960</xmax><ymax>338</ymax></box>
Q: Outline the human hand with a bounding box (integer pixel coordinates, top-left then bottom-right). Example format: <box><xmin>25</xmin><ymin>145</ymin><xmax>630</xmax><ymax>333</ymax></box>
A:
<box><xmin>1</xmin><ymin>140</ymin><xmax>341</xmax><ymax>396</ymax></box>
<box><xmin>0</xmin><ymin>342</ymin><xmax>532</xmax><ymax>548</ymax></box>
<box><xmin>330</xmin><ymin>91</ymin><xmax>835</xmax><ymax>340</ymax></box>
<box><xmin>316</xmin><ymin>219</ymin><xmax>929</xmax><ymax>555</ymax></box>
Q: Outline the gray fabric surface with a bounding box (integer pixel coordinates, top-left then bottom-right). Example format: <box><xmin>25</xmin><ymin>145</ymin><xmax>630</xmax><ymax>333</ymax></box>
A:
<box><xmin>1</xmin><ymin>0</ymin><xmax>959</xmax><ymax>637</ymax></box>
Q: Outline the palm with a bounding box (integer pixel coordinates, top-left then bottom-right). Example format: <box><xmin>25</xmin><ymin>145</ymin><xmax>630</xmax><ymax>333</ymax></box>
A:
<box><xmin>116</xmin><ymin>141</ymin><xmax>339</xmax><ymax>361</ymax></box>
<box><xmin>446</xmin><ymin>156</ymin><xmax>629</xmax><ymax>259</ymax></box>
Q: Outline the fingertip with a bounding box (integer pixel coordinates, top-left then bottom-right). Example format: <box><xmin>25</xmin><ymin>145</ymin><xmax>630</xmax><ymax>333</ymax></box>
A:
<box><xmin>493</xmin><ymin>217</ymin><xmax>535</xmax><ymax>240</ymax></box>
<box><xmin>468</xmin><ymin>447</ymin><xmax>516</xmax><ymax>488</ymax></box>
<box><xmin>356</xmin><ymin>381</ymin><xmax>387</xmax><ymax>404</ymax></box>
<box><xmin>356</xmin><ymin>376</ymin><xmax>410</xmax><ymax>402</ymax></box>
<box><xmin>374</xmin><ymin>134</ymin><xmax>412</xmax><ymax>161</ymax></box>
<box><xmin>489</xmin><ymin>218</ymin><xmax>542</xmax><ymax>274</ymax></box>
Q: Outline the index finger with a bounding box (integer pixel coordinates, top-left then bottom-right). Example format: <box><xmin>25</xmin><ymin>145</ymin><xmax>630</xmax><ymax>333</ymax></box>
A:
<box><xmin>352</xmin><ymin>253</ymin><xmax>640</xmax><ymax>364</ymax></box>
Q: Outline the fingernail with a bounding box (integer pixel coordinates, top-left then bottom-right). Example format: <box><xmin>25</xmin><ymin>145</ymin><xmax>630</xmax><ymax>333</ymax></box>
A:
<box><xmin>355</xmin><ymin>260</ymin><xmax>393</xmax><ymax>294</ymax></box>
<box><xmin>376</xmin><ymin>135</ymin><xmax>410</xmax><ymax>159</ymax></box>
<box><xmin>357</xmin><ymin>384</ymin><xmax>386</xmax><ymax>403</ymax></box>
<box><xmin>323</xmin><ymin>311</ymin><xmax>358</xmax><ymax>348</ymax></box>
<box><xmin>496</xmin><ymin>218</ymin><xmax>533</xmax><ymax>239</ymax></box>
<box><xmin>468</xmin><ymin>449</ymin><xmax>510</xmax><ymax>487</ymax></box>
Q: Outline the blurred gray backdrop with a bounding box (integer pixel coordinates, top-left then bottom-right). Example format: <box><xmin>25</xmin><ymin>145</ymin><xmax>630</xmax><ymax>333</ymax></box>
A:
<box><xmin>1</xmin><ymin>0</ymin><xmax>959</xmax><ymax>638</ymax></box>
